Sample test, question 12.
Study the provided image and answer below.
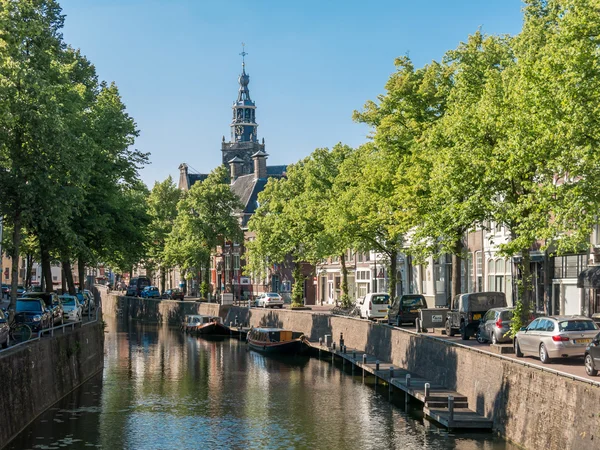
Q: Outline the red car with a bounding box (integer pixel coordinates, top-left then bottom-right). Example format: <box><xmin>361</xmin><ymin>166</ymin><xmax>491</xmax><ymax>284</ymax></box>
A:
<box><xmin>163</xmin><ymin>289</ymin><xmax>184</xmax><ymax>300</ymax></box>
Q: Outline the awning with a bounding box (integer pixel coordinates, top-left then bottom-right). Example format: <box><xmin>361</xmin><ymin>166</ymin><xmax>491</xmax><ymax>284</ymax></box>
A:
<box><xmin>577</xmin><ymin>266</ymin><xmax>600</xmax><ymax>288</ymax></box>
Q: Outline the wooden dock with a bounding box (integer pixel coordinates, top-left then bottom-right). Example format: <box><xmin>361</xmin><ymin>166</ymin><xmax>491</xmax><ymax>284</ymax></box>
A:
<box><xmin>307</xmin><ymin>341</ymin><xmax>493</xmax><ymax>431</ymax></box>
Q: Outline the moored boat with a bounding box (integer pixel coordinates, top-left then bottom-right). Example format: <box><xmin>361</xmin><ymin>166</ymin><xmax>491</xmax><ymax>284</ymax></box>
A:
<box><xmin>247</xmin><ymin>327</ymin><xmax>306</xmax><ymax>354</ymax></box>
<box><xmin>182</xmin><ymin>314</ymin><xmax>231</xmax><ymax>336</ymax></box>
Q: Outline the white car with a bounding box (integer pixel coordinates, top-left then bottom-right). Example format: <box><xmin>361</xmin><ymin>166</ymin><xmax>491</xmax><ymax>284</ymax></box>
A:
<box><xmin>59</xmin><ymin>295</ymin><xmax>83</xmax><ymax>322</ymax></box>
<box><xmin>255</xmin><ymin>293</ymin><xmax>284</xmax><ymax>308</ymax></box>
<box><xmin>358</xmin><ymin>293</ymin><xmax>390</xmax><ymax>320</ymax></box>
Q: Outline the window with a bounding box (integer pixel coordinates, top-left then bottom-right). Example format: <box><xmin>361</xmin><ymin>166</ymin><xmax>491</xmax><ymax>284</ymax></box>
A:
<box><xmin>357</xmin><ymin>270</ymin><xmax>370</xmax><ymax>281</ymax></box>
<box><xmin>225</xmin><ymin>255</ymin><xmax>231</xmax><ymax>270</ymax></box>
<box><xmin>233</xmin><ymin>255</ymin><xmax>240</xmax><ymax>270</ymax></box>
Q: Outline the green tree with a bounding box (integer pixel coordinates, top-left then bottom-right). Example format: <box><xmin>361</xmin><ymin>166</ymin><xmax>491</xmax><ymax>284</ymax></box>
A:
<box><xmin>146</xmin><ymin>176</ymin><xmax>180</xmax><ymax>292</ymax></box>
<box><xmin>165</xmin><ymin>166</ymin><xmax>242</xmax><ymax>294</ymax></box>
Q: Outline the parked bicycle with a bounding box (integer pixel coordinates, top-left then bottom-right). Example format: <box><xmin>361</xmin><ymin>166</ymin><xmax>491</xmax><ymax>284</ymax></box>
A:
<box><xmin>9</xmin><ymin>321</ymin><xmax>32</xmax><ymax>343</ymax></box>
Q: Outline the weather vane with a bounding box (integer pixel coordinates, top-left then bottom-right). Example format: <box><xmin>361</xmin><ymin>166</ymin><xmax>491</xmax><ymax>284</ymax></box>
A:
<box><xmin>240</xmin><ymin>42</ymin><xmax>248</xmax><ymax>65</ymax></box>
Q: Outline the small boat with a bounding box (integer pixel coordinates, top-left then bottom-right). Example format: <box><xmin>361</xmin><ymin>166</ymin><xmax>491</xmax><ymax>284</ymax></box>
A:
<box><xmin>182</xmin><ymin>314</ymin><xmax>230</xmax><ymax>336</ymax></box>
<box><xmin>247</xmin><ymin>327</ymin><xmax>306</xmax><ymax>355</ymax></box>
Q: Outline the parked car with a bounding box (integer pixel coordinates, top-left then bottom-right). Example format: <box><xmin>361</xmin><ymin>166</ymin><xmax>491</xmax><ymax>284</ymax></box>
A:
<box><xmin>446</xmin><ymin>292</ymin><xmax>507</xmax><ymax>340</ymax></box>
<box><xmin>163</xmin><ymin>289</ymin><xmax>184</xmax><ymax>300</ymax></box>
<box><xmin>387</xmin><ymin>294</ymin><xmax>427</xmax><ymax>326</ymax></box>
<box><xmin>0</xmin><ymin>308</ymin><xmax>9</xmax><ymax>348</ymax></box>
<box><xmin>14</xmin><ymin>298</ymin><xmax>52</xmax><ymax>332</ymax></box>
<box><xmin>13</xmin><ymin>286</ymin><xmax>26</xmax><ymax>298</ymax></box>
<box><xmin>141</xmin><ymin>286</ymin><xmax>161</xmax><ymax>299</ymax></box>
<box><xmin>81</xmin><ymin>290</ymin><xmax>96</xmax><ymax>311</ymax></box>
<box><xmin>1</xmin><ymin>284</ymin><xmax>9</xmax><ymax>298</ymax></box>
<box><xmin>126</xmin><ymin>276</ymin><xmax>151</xmax><ymax>297</ymax></box>
<box><xmin>476</xmin><ymin>307</ymin><xmax>514</xmax><ymax>345</ymax></box>
<box><xmin>359</xmin><ymin>293</ymin><xmax>390</xmax><ymax>320</ymax></box>
<box><xmin>59</xmin><ymin>295</ymin><xmax>83</xmax><ymax>322</ymax></box>
<box><xmin>514</xmin><ymin>316</ymin><xmax>599</xmax><ymax>364</ymax></box>
<box><xmin>23</xmin><ymin>292</ymin><xmax>64</xmax><ymax>326</ymax></box>
<box><xmin>584</xmin><ymin>332</ymin><xmax>600</xmax><ymax>376</ymax></box>
<box><xmin>255</xmin><ymin>293</ymin><xmax>284</xmax><ymax>308</ymax></box>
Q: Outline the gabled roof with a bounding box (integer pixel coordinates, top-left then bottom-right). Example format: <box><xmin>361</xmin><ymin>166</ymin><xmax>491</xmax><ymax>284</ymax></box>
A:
<box><xmin>266</xmin><ymin>165</ymin><xmax>287</xmax><ymax>177</ymax></box>
<box><xmin>230</xmin><ymin>174</ymin><xmax>268</xmax><ymax>215</ymax></box>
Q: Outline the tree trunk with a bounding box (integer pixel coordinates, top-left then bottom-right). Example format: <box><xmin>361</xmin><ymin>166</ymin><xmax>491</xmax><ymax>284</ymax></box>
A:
<box><xmin>340</xmin><ymin>253</ymin><xmax>350</xmax><ymax>307</ymax></box>
<box><xmin>40</xmin><ymin>242</ymin><xmax>53</xmax><ymax>293</ymax></box>
<box><xmin>61</xmin><ymin>265</ymin><xmax>66</xmax><ymax>293</ymax></box>
<box><xmin>78</xmin><ymin>256</ymin><xmax>86</xmax><ymax>292</ymax></box>
<box><xmin>63</xmin><ymin>260</ymin><xmax>76</xmax><ymax>294</ymax></box>
<box><xmin>25</xmin><ymin>254</ymin><xmax>33</xmax><ymax>289</ymax></box>
<box><xmin>520</xmin><ymin>248</ymin><xmax>532</xmax><ymax>325</ymax></box>
<box><xmin>389</xmin><ymin>249</ymin><xmax>397</xmax><ymax>303</ymax></box>
<box><xmin>9</xmin><ymin>214</ymin><xmax>22</xmax><ymax>316</ymax></box>
<box><xmin>160</xmin><ymin>265</ymin><xmax>166</xmax><ymax>293</ymax></box>
<box><xmin>451</xmin><ymin>238</ymin><xmax>463</xmax><ymax>302</ymax></box>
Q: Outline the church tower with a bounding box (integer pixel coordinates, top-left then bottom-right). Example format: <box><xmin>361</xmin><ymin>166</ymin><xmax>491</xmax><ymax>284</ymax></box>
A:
<box><xmin>221</xmin><ymin>46</ymin><xmax>266</xmax><ymax>175</ymax></box>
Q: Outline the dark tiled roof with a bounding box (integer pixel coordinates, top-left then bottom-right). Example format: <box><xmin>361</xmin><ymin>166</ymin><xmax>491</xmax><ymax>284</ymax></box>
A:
<box><xmin>230</xmin><ymin>174</ymin><xmax>268</xmax><ymax>215</ymax></box>
<box><xmin>188</xmin><ymin>173</ymin><xmax>208</xmax><ymax>188</ymax></box>
<box><xmin>266</xmin><ymin>165</ymin><xmax>287</xmax><ymax>177</ymax></box>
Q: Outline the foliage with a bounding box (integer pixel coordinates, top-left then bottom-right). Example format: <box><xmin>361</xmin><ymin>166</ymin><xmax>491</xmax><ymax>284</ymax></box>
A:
<box><xmin>291</xmin><ymin>265</ymin><xmax>304</xmax><ymax>307</ymax></box>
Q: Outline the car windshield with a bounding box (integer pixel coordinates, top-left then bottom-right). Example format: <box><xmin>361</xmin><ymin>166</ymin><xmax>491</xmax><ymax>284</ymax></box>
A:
<box><xmin>60</xmin><ymin>297</ymin><xmax>76</xmax><ymax>305</ymax></box>
<box><xmin>401</xmin><ymin>296</ymin><xmax>425</xmax><ymax>308</ymax></box>
<box><xmin>500</xmin><ymin>310</ymin><xmax>514</xmax><ymax>320</ymax></box>
<box><xmin>16</xmin><ymin>301</ymin><xmax>42</xmax><ymax>312</ymax></box>
<box><xmin>465</xmin><ymin>294</ymin><xmax>505</xmax><ymax>310</ymax></box>
<box><xmin>371</xmin><ymin>294</ymin><xmax>389</xmax><ymax>305</ymax></box>
<box><xmin>267</xmin><ymin>294</ymin><xmax>279</xmax><ymax>298</ymax></box>
<box><xmin>558</xmin><ymin>320</ymin><xmax>597</xmax><ymax>332</ymax></box>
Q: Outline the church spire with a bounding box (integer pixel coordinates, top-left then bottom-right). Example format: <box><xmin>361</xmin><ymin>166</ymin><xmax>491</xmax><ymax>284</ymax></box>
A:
<box><xmin>231</xmin><ymin>43</ymin><xmax>257</xmax><ymax>143</ymax></box>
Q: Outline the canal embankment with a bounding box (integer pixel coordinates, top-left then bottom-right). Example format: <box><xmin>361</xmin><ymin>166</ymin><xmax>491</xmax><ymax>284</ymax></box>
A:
<box><xmin>102</xmin><ymin>294</ymin><xmax>600</xmax><ymax>450</ymax></box>
<box><xmin>0</xmin><ymin>322</ymin><xmax>104</xmax><ymax>449</ymax></box>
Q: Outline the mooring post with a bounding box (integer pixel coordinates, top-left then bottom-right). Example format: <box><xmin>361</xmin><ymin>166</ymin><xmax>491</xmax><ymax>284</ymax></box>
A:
<box><xmin>362</xmin><ymin>354</ymin><xmax>367</xmax><ymax>382</ymax></box>
<box><xmin>406</xmin><ymin>374</ymin><xmax>411</xmax><ymax>388</ymax></box>
<box><xmin>424</xmin><ymin>382</ymin><xmax>430</xmax><ymax>399</ymax></box>
<box><xmin>375</xmin><ymin>360</ymin><xmax>380</xmax><ymax>371</ymax></box>
<box><xmin>389</xmin><ymin>366</ymin><xmax>394</xmax><ymax>398</ymax></box>
<box><xmin>332</xmin><ymin>342</ymin><xmax>336</xmax><ymax>351</ymax></box>
<box><xmin>415</xmin><ymin>317</ymin><xmax>421</xmax><ymax>333</ymax></box>
<box><xmin>448</xmin><ymin>395</ymin><xmax>455</xmax><ymax>424</ymax></box>
<box><xmin>352</xmin><ymin>350</ymin><xmax>356</xmax><ymax>361</ymax></box>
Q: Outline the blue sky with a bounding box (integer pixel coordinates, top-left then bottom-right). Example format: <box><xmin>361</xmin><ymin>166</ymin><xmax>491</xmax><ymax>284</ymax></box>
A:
<box><xmin>59</xmin><ymin>0</ymin><xmax>524</xmax><ymax>187</ymax></box>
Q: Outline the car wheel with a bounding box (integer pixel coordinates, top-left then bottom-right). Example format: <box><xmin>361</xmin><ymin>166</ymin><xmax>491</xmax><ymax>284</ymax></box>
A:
<box><xmin>445</xmin><ymin>320</ymin><xmax>455</xmax><ymax>337</ymax></box>
<box><xmin>515</xmin><ymin>339</ymin><xmax>523</xmax><ymax>357</ymax></box>
<box><xmin>585</xmin><ymin>354</ymin><xmax>598</xmax><ymax>376</ymax></box>
<box><xmin>539</xmin><ymin>343</ymin><xmax>551</xmax><ymax>364</ymax></box>
<box><xmin>460</xmin><ymin>323</ymin><xmax>470</xmax><ymax>340</ymax></box>
<box><xmin>491</xmin><ymin>332</ymin><xmax>498</xmax><ymax>345</ymax></box>
<box><xmin>476</xmin><ymin>330</ymin><xmax>487</xmax><ymax>344</ymax></box>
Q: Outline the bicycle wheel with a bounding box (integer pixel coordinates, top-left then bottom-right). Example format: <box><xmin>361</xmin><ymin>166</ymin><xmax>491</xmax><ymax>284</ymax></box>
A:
<box><xmin>10</xmin><ymin>324</ymin><xmax>32</xmax><ymax>343</ymax></box>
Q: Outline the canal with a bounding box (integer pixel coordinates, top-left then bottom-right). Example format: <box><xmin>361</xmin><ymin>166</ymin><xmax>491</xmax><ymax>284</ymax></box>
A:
<box><xmin>7</xmin><ymin>319</ymin><xmax>516</xmax><ymax>449</ymax></box>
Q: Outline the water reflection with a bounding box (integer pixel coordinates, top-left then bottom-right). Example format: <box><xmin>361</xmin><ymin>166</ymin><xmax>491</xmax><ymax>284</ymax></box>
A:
<box><xmin>7</xmin><ymin>318</ymin><xmax>516</xmax><ymax>449</ymax></box>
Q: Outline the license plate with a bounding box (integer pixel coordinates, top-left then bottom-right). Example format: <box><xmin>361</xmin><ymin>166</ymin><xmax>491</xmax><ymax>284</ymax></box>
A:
<box><xmin>574</xmin><ymin>338</ymin><xmax>592</xmax><ymax>344</ymax></box>
<box><xmin>473</xmin><ymin>314</ymin><xmax>481</xmax><ymax>320</ymax></box>
<box><xmin>410</xmin><ymin>309</ymin><xmax>418</xmax><ymax>313</ymax></box>
<box><xmin>379</xmin><ymin>310</ymin><xmax>387</xmax><ymax>313</ymax></box>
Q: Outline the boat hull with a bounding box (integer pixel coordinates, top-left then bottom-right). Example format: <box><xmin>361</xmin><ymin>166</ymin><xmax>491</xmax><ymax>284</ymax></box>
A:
<box><xmin>248</xmin><ymin>339</ymin><xmax>304</xmax><ymax>355</ymax></box>
<box><xmin>194</xmin><ymin>322</ymin><xmax>232</xmax><ymax>336</ymax></box>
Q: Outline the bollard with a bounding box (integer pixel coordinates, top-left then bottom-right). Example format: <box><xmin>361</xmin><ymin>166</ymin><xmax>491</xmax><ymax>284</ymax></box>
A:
<box><xmin>375</xmin><ymin>360</ymin><xmax>380</xmax><ymax>371</ymax></box>
<box><xmin>332</xmin><ymin>342</ymin><xmax>336</xmax><ymax>351</ymax></box>
<box><xmin>406</xmin><ymin>374</ymin><xmax>411</xmax><ymax>388</ymax></box>
<box><xmin>448</xmin><ymin>396</ymin><xmax>455</xmax><ymax>422</ymax></box>
<box><xmin>319</xmin><ymin>337</ymin><xmax>323</xmax><ymax>346</ymax></box>
<box><xmin>416</xmin><ymin>318</ymin><xmax>421</xmax><ymax>333</ymax></box>
<box><xmin>339</xmin><ymin>332</ymin><xmax>344</xmax><ymax>349</ymax></box>
<box><xmin>362</xmin><ymin>354</ymin><xmax>367</xmax><ymax>383</ymax></box>
<box><xmin>389</xmin><ymin>366</ymin><xmax>394</xmax><ymax>379</ymax></box>
<box><xmin>424</xmin><ymin>382</ymin><xmax>430</xmax><ymax>399</ymax></box>
<box><xmin>352</xmin><ymin>350</ymin><xmax>356</xmax><ymax>360</ymax></box>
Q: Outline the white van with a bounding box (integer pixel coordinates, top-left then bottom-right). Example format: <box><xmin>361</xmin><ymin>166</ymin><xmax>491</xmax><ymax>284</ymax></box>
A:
<box><xmin>358</xmin><ymin>293</ymin><xmax>390</xmax><ymax>320</ymax></box>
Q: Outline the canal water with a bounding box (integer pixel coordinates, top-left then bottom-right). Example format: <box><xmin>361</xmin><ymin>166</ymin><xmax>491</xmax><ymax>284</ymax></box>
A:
<box><xmin>8</xmin><ymin>319</ymin><xmax>516</xmax><ymax>450</ymax></box>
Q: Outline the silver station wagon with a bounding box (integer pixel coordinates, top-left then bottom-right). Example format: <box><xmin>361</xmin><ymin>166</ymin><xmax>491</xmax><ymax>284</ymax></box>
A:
<box><xmin>514</xmin><ymin>316</ymin><xmax>599</xmax><ymax>364</ymax></box>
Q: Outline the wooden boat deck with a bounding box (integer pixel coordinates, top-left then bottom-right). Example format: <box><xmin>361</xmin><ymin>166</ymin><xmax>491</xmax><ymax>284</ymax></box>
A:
<box><xmin>307</xmin><ymin>341</ymin><xmax>492</xmax><ymax>430</ymax></box>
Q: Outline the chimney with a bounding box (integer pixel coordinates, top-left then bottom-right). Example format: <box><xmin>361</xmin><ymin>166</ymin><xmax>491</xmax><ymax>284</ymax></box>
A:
<box><xmin>178</xmin><ymin>163</ymin><xmax>189</xmax><ymax>191</ymax></box>
<box><xmin>228</xmin><ymin>156</ymin><xmax>244</xmax><ymax>183</ymax></box>
<box><xmin>252</xmin><ymin>150</ymin><xmax>268</xmax><ymax>180</ymax></box>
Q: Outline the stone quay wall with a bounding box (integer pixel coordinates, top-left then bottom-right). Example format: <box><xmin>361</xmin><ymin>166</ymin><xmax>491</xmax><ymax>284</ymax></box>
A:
<box><xmin>225</xmin><ymin>306</ymin><xmax>600</xmax><ymax>450</ymax></box>
<box><xmin>0</xmin><ymin>323</ymin><xmax>104</xmax><ymax>449</ymax></box>
<box><xmin>101</xmin><ymin>293</ymin><xmax>225</xmax><ymax>325</ymax></box>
